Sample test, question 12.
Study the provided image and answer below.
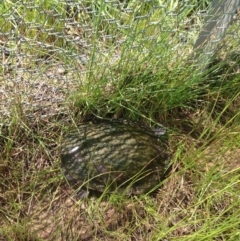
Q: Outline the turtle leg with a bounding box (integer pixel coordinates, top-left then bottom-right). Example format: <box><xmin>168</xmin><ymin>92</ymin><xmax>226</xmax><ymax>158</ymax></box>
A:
<box><xmin>76</xmin><ymin>187</ymin><xmax>90</xmax><ymax>199</ymax></box>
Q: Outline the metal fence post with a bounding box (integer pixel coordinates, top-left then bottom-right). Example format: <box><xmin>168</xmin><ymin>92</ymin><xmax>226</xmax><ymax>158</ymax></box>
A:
<box><xmin>194</xmin><ymin>0</ymin><xmax>240</xmax><ymax>68</ymax></box>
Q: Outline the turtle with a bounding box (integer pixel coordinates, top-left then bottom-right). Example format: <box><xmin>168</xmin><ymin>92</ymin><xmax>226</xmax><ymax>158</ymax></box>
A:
<box><xmin>61</xmin><ymin>120</ymin><xmax>169</xmax><ymax>198</ymax></box>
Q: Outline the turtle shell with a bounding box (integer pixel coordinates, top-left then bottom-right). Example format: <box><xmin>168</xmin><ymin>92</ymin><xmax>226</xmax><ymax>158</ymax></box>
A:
<box><xmin>61</xmin><ymin>120</ymin><xmax>168</xmax><ymax>197</ymax></box>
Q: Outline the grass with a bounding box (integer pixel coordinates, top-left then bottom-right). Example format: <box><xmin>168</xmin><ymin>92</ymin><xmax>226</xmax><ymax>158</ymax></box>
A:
<box><xmin>1</xmin><ymin>0</ymin><xmax>240</xmax><ymax>240</ymax></box>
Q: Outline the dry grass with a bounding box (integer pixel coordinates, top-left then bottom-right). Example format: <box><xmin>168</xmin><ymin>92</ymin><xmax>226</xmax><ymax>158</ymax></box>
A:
<box><xmin>1</xmin><ymin>102</ymin><xmax>240</xmax><ymax>240</ymax></box>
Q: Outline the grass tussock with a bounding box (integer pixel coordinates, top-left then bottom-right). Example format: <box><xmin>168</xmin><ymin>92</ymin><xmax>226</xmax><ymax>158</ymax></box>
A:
<box><xmin>1</xmin><ymin>0</ymin><xmax>240</xmax><ymax>240</ymax></box>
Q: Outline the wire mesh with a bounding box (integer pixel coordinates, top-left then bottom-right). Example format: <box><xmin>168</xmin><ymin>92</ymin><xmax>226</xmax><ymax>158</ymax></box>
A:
<box><xmin>0</xmin><ymin>0</ymin><xmax>239</xmax><ymax>122</ymax></box>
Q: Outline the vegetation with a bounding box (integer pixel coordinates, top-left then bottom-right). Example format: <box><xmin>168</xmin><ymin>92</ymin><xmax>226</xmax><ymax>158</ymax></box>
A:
<box><xmin>1</xmin><ymin>0</ymin><xmax>240</xmax><ymax>240</ymax></box>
